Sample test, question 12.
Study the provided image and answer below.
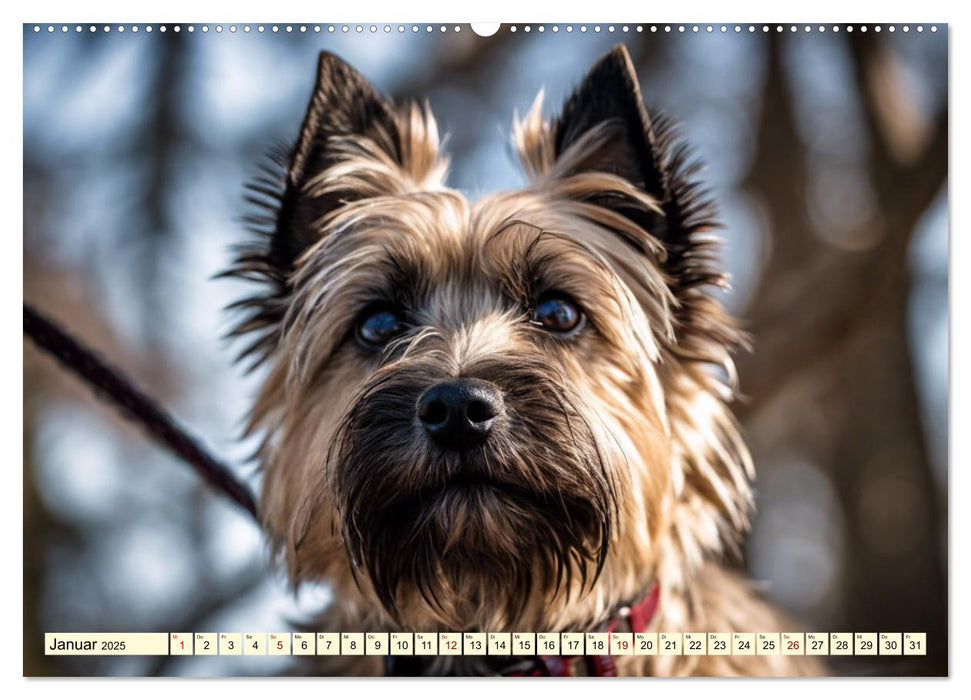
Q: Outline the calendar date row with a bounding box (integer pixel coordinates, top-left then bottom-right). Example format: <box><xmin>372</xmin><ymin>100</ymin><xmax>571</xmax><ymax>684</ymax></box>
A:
<box><xmin>46</xmin><ymin>632</ymin><xmax>926</xmax><ymax>657</ymax></box>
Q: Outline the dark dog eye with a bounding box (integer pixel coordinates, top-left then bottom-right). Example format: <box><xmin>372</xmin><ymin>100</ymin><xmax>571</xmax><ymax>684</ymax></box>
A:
<box><xmin>356</xmin><ymin>308</ymin><xmax>404</xmax><ymax>348</ymax></box>
<box><xmin>534</xmin><ymin>294</ymin><xmax>583</xmax><ymax>334</ymax></box>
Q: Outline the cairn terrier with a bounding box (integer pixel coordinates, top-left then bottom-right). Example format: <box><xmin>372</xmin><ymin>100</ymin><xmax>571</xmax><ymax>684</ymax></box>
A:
<box><xmin>229</xmin><ymin>44</ymin><xmax>821</xmax><ymax>676</ymax></box>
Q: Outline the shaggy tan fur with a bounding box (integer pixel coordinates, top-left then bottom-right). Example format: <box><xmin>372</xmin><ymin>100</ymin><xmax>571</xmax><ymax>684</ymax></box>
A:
<box><xmin>230</xmin><ymin>45</ymin><xmax>823</xmax><ymax>676</ymax></box>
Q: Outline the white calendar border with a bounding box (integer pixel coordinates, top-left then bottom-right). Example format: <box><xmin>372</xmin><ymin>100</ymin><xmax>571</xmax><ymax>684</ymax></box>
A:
<box><xmin>4</xmin><ymin>0</ymin><xmax>965</xmax><ymax>698</ymax></box>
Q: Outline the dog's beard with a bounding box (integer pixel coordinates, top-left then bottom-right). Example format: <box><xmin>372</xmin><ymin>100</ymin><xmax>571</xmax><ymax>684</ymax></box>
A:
<box><xmin>331</xmin><ymin>357</ymin><xmax>619</xmax><ymax>628</ymax></box>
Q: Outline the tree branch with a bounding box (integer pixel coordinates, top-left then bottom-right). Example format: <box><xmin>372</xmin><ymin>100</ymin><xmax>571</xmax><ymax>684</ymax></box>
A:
<box><xmin>736</xmin><ymin>33</ymin><xmax>948</xmax><ymax>419</ymax></box>
<box><xmin>23</xmin><ymin>303</ymin><xmax>259</xmax><ymax>520</ymax></box>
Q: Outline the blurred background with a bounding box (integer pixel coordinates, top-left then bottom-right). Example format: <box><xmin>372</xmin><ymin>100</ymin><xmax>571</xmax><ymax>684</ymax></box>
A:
<box><xmin>23</xmin><ymin>24</ymin><xmax>947</xmax><ymax>676</ymax></box>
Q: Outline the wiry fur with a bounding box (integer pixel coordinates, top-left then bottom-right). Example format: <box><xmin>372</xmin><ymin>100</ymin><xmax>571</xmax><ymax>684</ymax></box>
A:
<box><xmin>226</xmin><ymin>46</ymin><xmax>822</xmax><ymax>676</ymax></box>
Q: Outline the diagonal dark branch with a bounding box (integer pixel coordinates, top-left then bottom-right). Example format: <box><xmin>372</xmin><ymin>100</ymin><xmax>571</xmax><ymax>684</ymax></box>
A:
<box><xmin>23</xmin><ymin>303</ymin><xmax>259</xmax><ymax>520</ymax></box>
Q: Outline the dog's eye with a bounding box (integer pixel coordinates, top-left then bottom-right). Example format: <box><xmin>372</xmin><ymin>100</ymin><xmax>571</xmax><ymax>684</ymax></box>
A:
<box><xmin>534</xmin><ymin>294</ymin><xmax>583</xmax><ymax>334</ymax></box>
<box><xmin>356</xmin><ymin>308</ymin><xmax>404</xmax><ymax>348</ymax></box>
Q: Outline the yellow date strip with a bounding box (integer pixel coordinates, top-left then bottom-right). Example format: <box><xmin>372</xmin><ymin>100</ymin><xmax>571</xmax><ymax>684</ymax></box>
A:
<box><xmin>44</xmin><ymin>632</ymin><xmax>927</xmax><ymax>657</ymax></box>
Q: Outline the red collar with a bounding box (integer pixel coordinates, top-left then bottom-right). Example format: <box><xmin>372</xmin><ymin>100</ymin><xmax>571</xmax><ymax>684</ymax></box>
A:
<box><xmin>504</xmin><ymin>582</ymin><xmax>660</xmax><ymax>677</ymax></box>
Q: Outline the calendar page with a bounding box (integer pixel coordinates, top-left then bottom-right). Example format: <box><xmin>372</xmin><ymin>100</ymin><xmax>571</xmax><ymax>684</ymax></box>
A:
<box><xmin>22</xmin><ymin>19</ymin><xmax>948</xmax><ymax>679</ymax></box>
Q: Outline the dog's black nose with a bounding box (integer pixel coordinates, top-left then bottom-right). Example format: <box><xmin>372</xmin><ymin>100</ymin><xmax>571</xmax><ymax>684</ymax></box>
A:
<box><xmin>417</xmin><ymin>379</ymin><xmax>503</xmax><ymax>450</ymax></box>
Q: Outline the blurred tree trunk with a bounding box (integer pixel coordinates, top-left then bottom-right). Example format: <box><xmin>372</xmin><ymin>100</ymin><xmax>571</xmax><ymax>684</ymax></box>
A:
<box><xmin>135</xmin><ymin>27</ymin><xmax>187</xmax><ymax>355</ymax></box>
<box><xmin>738</xmin><ymin>33</ymin><xmax>946</xmax><ymax>674</ymax></box>
<box><xmin>23</xmin><ymin>388</ymin><xmax>64</xmax><ymax>676</ymax></box>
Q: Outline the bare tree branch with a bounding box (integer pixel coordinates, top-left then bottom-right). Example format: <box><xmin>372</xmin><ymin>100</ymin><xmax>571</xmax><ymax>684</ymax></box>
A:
<box><xmin>23</xmin><ymin>304</ymin><xmax>259</xmax><ymax>519</ymax></box>
<box><xmin>736</xmin><ymin>34</ymin><xmax>948</xmax><ymax>418</ymax></box>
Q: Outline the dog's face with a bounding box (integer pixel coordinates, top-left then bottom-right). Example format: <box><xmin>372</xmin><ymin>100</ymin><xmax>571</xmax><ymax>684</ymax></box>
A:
<box><xmin>232</xmin><ymin>46</ymin><xmax>753</xmax><ymax>631</ymax></box>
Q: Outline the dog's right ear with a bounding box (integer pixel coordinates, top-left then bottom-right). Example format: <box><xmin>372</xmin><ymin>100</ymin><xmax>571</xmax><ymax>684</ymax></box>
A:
<box><xmin>270</xmin><ymin>51</ymin><xmax>446</xmax><ymax>274</ymax></box>
<box><xmin>228</xmin><ymin>52</ymin><xmax>445</xmax><ymax>366</ymax></box>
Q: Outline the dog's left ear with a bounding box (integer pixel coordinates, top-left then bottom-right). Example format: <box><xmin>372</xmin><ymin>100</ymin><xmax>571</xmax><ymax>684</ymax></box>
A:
<box><xmin>552</xmin><ymin>45</ymin><xmax>666</xmax><ymax>202</ymax></box>
<box><xmin>517</xmin><ymin>44</ymin><xmax>739</xmax><ymax>352</ymax></box>
<box><xmin>517</xmin><ymin>45</ymin><xmax>685</xmax><ymax>245</ymax></box>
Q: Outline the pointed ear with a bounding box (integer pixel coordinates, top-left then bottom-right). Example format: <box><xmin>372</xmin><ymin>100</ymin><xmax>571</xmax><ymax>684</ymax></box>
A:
<box><xmin>550</xmin><ymin>45</ymin><xmax>667</xmax><ymax>201</ymax></box>
<box><xmin>516</xmin><ymin>45</ymin><xmax>732</xmax><ymax>347</ymax></box>
<box><xmin>227</xmin><ymin>52</ymin><xmax>445</xmax><ymax>367</ymax></box>
<box><xmin>270</xmin><ymin>51</ymin><xmax>445</xmax><ymax>273</ymax></box>
<box><xmin>516</xmin><ymin>44</ymin><xmax>681</xmax><ymax>247</ymax></box>
<box><xmin>287</xmin><ymin>51</ymin><xmax>401</xmax><ymax>191</ymax></box>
